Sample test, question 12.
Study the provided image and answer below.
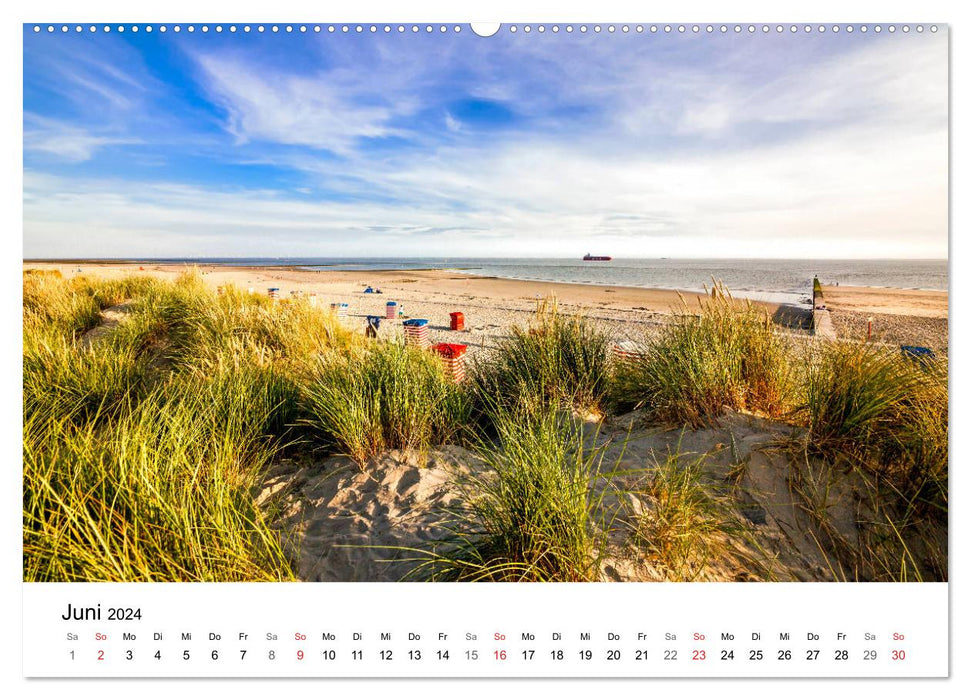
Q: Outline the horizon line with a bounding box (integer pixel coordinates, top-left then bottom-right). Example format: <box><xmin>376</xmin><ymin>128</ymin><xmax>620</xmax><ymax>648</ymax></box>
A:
<box><xmin>23</xmin><ymin>255</ymin><xmax>950</xmax><ymax>262</ymax></box>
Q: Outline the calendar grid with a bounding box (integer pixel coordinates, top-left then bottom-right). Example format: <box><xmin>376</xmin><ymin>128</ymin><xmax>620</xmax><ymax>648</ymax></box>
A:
<box><xmin>24</xmin><ymin>583</ymin><xmax>948</xmax><ymax>678</ymax></box>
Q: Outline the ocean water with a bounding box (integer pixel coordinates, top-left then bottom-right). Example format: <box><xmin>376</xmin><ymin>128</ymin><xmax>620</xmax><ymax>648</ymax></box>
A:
<box><xmin>136</xmin><ymin>257</ymin><xmax>948</xmax><ymax>306</ymax></box>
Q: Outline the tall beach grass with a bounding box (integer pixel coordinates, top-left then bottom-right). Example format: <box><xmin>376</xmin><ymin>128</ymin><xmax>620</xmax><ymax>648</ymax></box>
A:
<box><xmin>632</xmin><ymin>449</ymin><xmax>756</xmax><ymax>581</ymax></box>
<box><xmin>22</xmin><ymin>272</ymin><xmax>346</xmax><ymax>581</ymax></box>
<box><xmin>612</xmin><ymin>283</ymin><xmax>794</xmax><ymax>426</ymax></box>
<box><xmin>469</xmin><ymin>297</ymin><xmax>611</xmax><ymax>425</ymax></box>
<box><xmin>24</xmin><ymin>381</ymin><xmax>294</xmax><ymax>581</ymax></box>
<box><xmin>22</xmin><ymin>272</ymin><xmax>947</xmax><ymax>583</ymax></box>
<box><xmin>803</xmin><ymin>340</ymin><xmax>947</xmax><ymax>512</ymax></box>
<box><xmin>300</xmin><ymin>342</ymin><xmax>470</xmax><ymax>465</ymax></box>
<box><xmin>410</xmin><ymin>405</ymin><xmax>618</xmax><ymax>581</ymax></box>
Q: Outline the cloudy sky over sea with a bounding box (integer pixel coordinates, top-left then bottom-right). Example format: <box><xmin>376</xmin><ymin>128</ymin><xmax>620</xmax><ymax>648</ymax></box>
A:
<box><xmin>23</xmin><ymin>25</ymin><xmax>948</xmax><ymax>259</ymax></box>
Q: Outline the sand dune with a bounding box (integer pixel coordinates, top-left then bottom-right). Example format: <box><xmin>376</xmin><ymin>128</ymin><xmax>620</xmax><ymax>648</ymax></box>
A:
<box><xmin>257</xmin><ymin>411</ymin><xmax>907</xmax><ymax>583</ymax></box>
<box><xmin>260</xmin><ymin>447</ymin><xmax>474</xmax><ymax>582</ymax></box>
<box><xmin>80</xmin><ymin>302</ymin><xmax>133</xmax><ymax>348</ymax></box>
<box><xmin>25</xmin><ymin>264</ymin><xmax>946</xmax><ymax>582</ymax></box>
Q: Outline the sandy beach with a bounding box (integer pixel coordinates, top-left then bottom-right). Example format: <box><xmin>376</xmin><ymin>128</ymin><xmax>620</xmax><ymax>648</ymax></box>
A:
<box><xmin>261</xmin><ymin>412</ymin><xmax>846</xmax><ymax>583</ymax></box>
<box><xmin>23</xmin><ymin>262</ymin><xmax>948</xmax><ymax>583</ymax></box>
<box><xmin>23</xmin><ymin>262</ymin><xmax>949</xmax><ymax>353</ymax></box>
<box><xmin>821</xmin><ymin>284</ymin><xmax>948</xmax><ymax>354</ymax></box>
<box><xmin>820</xmin><ymin>284</ymin><xmax>948</xmax><ymax>318</ymax></box>
<box><xmin>25</xmin><ymin>262</ymin><xmax>951</xmax><ymax>353</ymax></box>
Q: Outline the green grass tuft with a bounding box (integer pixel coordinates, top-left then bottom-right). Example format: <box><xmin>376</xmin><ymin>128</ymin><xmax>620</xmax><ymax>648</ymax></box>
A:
<box><xmin>300</xmin><ymin>342</ymin><xmax>470</xmax><ymax>465</ymax></box>
<box><xmin>21</xmin><ymin>273</ymin><xmax>331</xmax><ymax>581</ymax></box>
<box><xmin>632</xmin><ymin>449</ymin><xmax>754</xmax><ymax>581</ymax></box>
<box><xmin>411</xmin><ymin>406</ymin><xmax>618</xmax><ymax>581</ymax></box>
<box><xmin>803</xmin><ymin>340</ymin><xmax>947</xmax><ymax>512</ymax></box>
<box><xmin>469</xmin><ymin>297</ymin><xmax>611</xmax><ymax>425</ymax></box>
<box><xmin>612</xmin><ymin>283</ymin><xmax>794</xmax><ymax>426</ymax></box>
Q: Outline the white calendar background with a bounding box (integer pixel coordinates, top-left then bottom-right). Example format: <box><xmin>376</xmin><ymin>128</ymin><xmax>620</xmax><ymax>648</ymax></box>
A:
<box><xmin>6</xmin><ymin>0</ymin><xmax>966</xmax><ymax>694</ymax></box>
<box><xmin>23</xmin><ymin>583</ymin><xmax>947</xmax><ymax>677</ymax></box>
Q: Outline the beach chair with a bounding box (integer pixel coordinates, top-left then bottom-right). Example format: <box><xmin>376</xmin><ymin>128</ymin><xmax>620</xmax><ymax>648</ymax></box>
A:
<box><xmin>433</xmin><ymin>343</ymin><xmax>468</xmax><ymax>382</ymax></box>
<box><xmin>365</xmin><ymin>315</ymin><xmax>381</xmax><ymax>338</ymax></box>
<box><xmin>403</xmin><ymin>319</ymin><xmax>430</xmax><ymax>348</ymax></box>
<box><xmin>900</xmin><ymin>345</ymin><xmax>936</xmax><ymax>369</ymax></box>
<box><xmin>611</xmin><ymin>340</ymin><xmax>648</xmax><ymax>365</ymax></box>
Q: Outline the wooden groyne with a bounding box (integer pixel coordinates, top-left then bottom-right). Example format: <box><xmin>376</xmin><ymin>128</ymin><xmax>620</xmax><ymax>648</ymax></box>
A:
<box><xmin>811</xmin><ymin>277</ymin><xmax>837</xmax><ymax>340</ymax></box>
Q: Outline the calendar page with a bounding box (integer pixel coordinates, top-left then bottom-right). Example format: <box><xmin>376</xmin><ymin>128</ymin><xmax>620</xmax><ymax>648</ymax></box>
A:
<box><xmin>18</xmin><ymin>4</ymin><xmax>952</xmax><ymax>688</ymax></box>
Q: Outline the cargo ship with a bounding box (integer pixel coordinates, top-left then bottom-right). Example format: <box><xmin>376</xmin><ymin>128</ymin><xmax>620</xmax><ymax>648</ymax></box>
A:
<box><xmin>582</xmin><ymin>253</ymin><xmax>612</xmax><ymax>261</ymax></box>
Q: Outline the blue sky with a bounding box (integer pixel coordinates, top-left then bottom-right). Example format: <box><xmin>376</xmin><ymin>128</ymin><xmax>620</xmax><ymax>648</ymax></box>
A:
<box><xmin>23</xmin><ymin>25</ymin><xmax>948</xmax><ymax>258</ymax></box>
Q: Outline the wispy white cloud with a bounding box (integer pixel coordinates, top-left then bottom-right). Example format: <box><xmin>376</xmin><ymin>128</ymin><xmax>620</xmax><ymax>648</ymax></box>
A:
<box><xmin>194</xmin><ymin>53</ymin><xmax>413</xmax><ymax>154</ymax></box>
<box><xmin>26</xmin><ymin>39</ymin><xmax>155</xmax><ymax>115</ymax></box>
<box><xmin>673</xmin><ymin>38</ymin><xmax>947</xmax><ymax>137</ymax></box>
<box><xmin>23</xmin><ymin>30</ymin><xmax>948</xmax><ymax>259</ymax></box>
<box><xmin>23</xmin><ymin>105</ymin><xmax>947</xmax><ymax>260</ymax></box>
<box><xmin>24</xmin><ymin>116</ymin><xmax>140</xmax><ymax>162</ymax></box>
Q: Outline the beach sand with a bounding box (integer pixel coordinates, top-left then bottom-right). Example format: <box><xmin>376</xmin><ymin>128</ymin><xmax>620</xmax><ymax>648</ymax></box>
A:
<box><xmin>260</xmin><ymin>410</ymin><xmax>883</xmax><ymax>582</ymax></box>
<box><xmin>23</xmin><ymin>262</ymin><xmax>949</xmax><ymax>352</ymax></box>
<box><xmin>821</xmin><ymin>284</ymin><xmax>947</xmax><ymax>318</ymax></box>
<box><xmin>26</xmin><ymin>263</ymin><xmax>948</xmax><ymax>582</ymax></box>
<box><xmin>821</xmin><ymin>284</ymin><xmax>948</xmax><ymax>353</ymax></box>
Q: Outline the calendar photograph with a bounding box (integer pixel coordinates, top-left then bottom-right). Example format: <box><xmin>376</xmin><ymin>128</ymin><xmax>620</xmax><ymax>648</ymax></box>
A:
<box><xmin>23</xmin><ymin>22</ymin><xmax>948</xmax><ymax>588</ymax></box>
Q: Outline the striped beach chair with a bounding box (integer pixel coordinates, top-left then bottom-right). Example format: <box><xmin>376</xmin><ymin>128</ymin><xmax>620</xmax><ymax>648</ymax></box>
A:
<box><xmin>433</xmin><ymin>343</ymin><xmax>468</xmax><ymax>383</ymax></box>
<box><xmin>403</xmin><ymin>318</ymin><xmax>430</xmax><ymax>348</ymax></box>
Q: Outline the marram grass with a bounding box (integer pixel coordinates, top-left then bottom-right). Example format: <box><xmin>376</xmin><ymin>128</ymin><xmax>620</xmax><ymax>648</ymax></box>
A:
<box><xmin>612</xmin><ymin>283</ymin><xmax>795</xmax><ymax>425</ymax></box>
<box><xmin>22</xmin><ymin>272</ymin><xmax>947</xmax><ymax>583</ymax></box>
<box><xmin>21</xmin><ymin>272</ymin><xmax>350</xmax><ymax>581</ymax></box>
<box><xmin>802</xmin><ymin>340</ymin><xmax>948</xmax><ymax>512</ymax></box>
<box><xmin>632</xmin><ymin>449</ymin><xmax>756</xmax><ymax>581</ymax></box>
<box><xmin>407</xmin><ymin>404</ymin><xmax>620</xmax><ymax>582</ymax></box>
<box><xmin>24</xmin><ymin>383</ymin><xmax>293</xmax><ymax>581</ymax></box>
<box><xmin>300</xmin><ymin>341</ymin><xmax>470</xmax><ymax>465</ymax></box>
<box><xmin>469</xmin><ymin>296</ymin><xmax>612</xmax><ymax>426</ymax></box>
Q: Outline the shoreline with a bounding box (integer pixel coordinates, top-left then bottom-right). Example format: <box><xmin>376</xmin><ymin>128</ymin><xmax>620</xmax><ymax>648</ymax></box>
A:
<box><xmin>23</xmin><ymin>261</ymin><xmax>949</xmax><ymax>353</ymax></box>
<box><xmin>22</xmin><ymin>259</ymin><xmax>949</xmax><ymax>299</ymax></box>
<box><xmin>23</xmin><ymin>260</ymin><xmax>949</xmax><ymax>310</ymax></box>
<box><xmin>23</xmin><ymin>260</ymin><xmax>778</xmax><ymax>311</ymax></box>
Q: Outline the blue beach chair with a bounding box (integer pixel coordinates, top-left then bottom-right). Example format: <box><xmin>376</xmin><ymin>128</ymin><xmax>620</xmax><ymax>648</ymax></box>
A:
<box><xmin>900</xmin><ymin>345</ymin><xmax>936</xmax><ymax>369</ymax></box>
